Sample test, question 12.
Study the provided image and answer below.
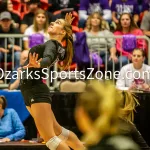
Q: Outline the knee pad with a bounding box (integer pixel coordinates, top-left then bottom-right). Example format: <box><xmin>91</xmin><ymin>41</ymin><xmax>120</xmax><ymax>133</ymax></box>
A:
<box><xmin>46</xmin><ymin>136</ymin><xmax>62</xmax><ymax>150</ymax></box>
<box><xmin>58</xmin><ymin>127</ymin><xmax>70</xmax><ymax>141</ymax></box>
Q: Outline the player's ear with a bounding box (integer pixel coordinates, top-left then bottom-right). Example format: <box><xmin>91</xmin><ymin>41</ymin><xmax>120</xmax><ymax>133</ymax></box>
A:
<box><xmin>60</xmin><ymin>29</ymin><xmax>66</xmax><ymax>35</ymax></box>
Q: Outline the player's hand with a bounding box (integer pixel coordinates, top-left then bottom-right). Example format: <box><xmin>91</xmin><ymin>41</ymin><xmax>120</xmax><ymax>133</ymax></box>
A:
<box><xmin>17</xmin><ymin>67</ymin><xmax>22</xmax><ymax>79</ymax></box>
<box><xmin>23</xmin><ymin>52</ymin><xmax>42</xmax><ymax>69</ymax></box>
<box><xmin>65</xmin><ymin>12</ymin><xmax>75</xmax><ymax>25</ymax></box>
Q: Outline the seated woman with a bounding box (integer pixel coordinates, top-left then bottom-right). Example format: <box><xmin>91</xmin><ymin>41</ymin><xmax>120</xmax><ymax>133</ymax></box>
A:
<box><xmin>74</xmin><ymin>12</ymin><xmax>118</xmax><ymax>71</ymax></box>
<box><xmin>75</xmin><ymin>80</ymin><xmax>140</xmax><ymax>150</ymax></box>
<box><xmin>116</xmin><ymin>48</ymin><xmax>150</xmax><ymax>90</ymax></box>
<box><xmin>114</xmin><ymin>13</ymin><xmax>147</xmax><ymax>67</ymax></box>
<box><xmin>85</xmin><ymin>12</ymin><xmax>118</xmax><ymax>63</ymax></box>
<box><xmin>0</xmin><ymin>96</ymin><xmax>25</xmax><ymax>142</ymax></box>
<box><xmin>23</xmin><ymin>9</ymin><xmax>50</xmax><ymax>50</ymax></box>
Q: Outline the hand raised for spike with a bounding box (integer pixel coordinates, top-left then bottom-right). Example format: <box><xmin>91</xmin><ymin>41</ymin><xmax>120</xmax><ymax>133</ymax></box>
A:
<box><xmin>65</xmin><ymin>12</ymin><xmax>75</xmax><ymax>25</ymax></box>
<box><xmin>23</xmin><ymin>52</ymin><xmax>42</xmax><ymax>69</ymax></box>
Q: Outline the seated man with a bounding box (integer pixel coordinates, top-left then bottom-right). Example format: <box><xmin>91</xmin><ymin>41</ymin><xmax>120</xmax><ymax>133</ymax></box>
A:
<box><xmin>0</xmin><ymin>96</ymin><xmax>25</xmax><ymax>142</ymax></box>
<box><xmin>116</xmin><ymin>48</ymin><xmax>150</xmax><ymax>91</ymax></box>
<box><xmin>0</xmin><ymin>0</ymin><xmax>21</xmax><ymax>28</ymax></box>
<box><xmin>8</xmin><ymin>50</ymin><xmax>29</xmax><ymax>90</ymax></box>
<box><xmin>0</xmin><ymin>11</ymin><xmax>21</xmax><ymax>67</ymax></box>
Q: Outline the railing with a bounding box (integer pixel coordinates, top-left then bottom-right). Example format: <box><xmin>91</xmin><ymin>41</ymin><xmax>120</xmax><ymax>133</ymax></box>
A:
<box><xmin>52</xmin><ymin>35</ymin><xmax>150</xmax><ymax>89</ymax></box>
<box><xmin>0</xmin><ymin>34</ymin><xmax>25</xmax><ymax>88</ymax></box>
<box><xmin>0</xmin><ymin>34</ymin><xmax>149</xmax><ymax>90</ymax></box>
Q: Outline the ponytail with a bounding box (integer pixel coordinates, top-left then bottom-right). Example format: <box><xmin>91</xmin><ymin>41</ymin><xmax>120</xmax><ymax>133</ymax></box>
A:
<box><xmin>119</xmin><ymin>91</ymin><xmax>139</xmax><ymax>123</ymax></box>
<box><xmin>58</xmin><ymin>23</ymin><xmax>73</xmax><ymax>70</ymax></box>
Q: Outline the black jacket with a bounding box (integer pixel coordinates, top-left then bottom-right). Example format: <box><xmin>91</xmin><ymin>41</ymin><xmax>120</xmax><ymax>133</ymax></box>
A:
<box><xmin>21</xmin><ymin>40</ymin><xmax>65</xmax><ymax>80</ymax></box>
<box><xmin>119</xmin><ymin>119</ymin><xmax>150</xmax><ymax>150</ymax></box>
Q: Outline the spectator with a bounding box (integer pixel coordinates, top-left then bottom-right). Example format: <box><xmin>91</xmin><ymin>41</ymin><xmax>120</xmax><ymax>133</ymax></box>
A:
<box><xmin>111</xmin><ymin>0</ymin><xmax>139</xmax><ymax>26</ymax></box>
<box><xmin>8</xmin><ymin>50</ymin><xmax>29</xmax><ymax>90</ymax></box>
<box><xmin>114</xmin><ymin>13</ymin><xmax>147</xmax><ymax>67</ymax></box>
<box><xmin>84</xmin><ymin>12</ymin><xmax>118</xmax><ymax>70</ymax></box>
<box><xmin>109</xmin><ymin>0</ymin><xmax>112</xmax><ymax>7</ymax></box>
<box><xmin>141</xmin><ymin>11</ymin><xmax>150</xmax><ymax>37</ymax></box>
<box><xmin>75</xmin><ymin>80</ymin><xmax>140</xmax><ymax>150</ymax></box>
<box><xmin>0</xmin><ymin>11</ymin><xmax>21</xmax><ymax>67</ymax></box>
<box><xmin>137</xmin><ymin>0</ymin><xmax>143</xmax><ymax>13</ymax></box>
<box><xmin>20</xmin><ymin>0</ymin><xmax>40</xmax><ymax>33</ymax></box>
<box><xmin>48</xmin><ymin>0</ymin><xmax>80</xmax><ymax>12</ymax></box>
<box><xmin>78</xmin><ymin>0</ymin><xmax>111</xmax><ymax>28</ymax></box>
<box><xmin>142</xmin><ymin>0</ymin><xmax>150</xmax><ymax>14</ymax></box>
<box><xmin>0</xmin><ymin>96</ymin><xmax>25</xmax><ymax>142</ymax></box>
<box><xmin>0</xmin><ymin>0</ymin><xmax>21</xmax><ymax>28</ymax></box>
<box><xmin>23</xmin><ymin>9</ymin><xmax>49</xmax><ymax>50</ymax></box>
<box><xmin>116</xmin><ymin>48</ymin><xmax>150</xmax><ymax>90</ymax></box>
<box><xmin>20</xmin><ymin>0</ymin><xmax>52</xmax><ymax>33</ymax></box>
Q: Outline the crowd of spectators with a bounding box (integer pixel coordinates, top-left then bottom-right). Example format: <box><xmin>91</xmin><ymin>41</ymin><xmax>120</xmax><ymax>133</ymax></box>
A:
<box><xmin>0</xmin><ymin>0</ymin><xmax>150</xmax><ymax>89</ymax></box>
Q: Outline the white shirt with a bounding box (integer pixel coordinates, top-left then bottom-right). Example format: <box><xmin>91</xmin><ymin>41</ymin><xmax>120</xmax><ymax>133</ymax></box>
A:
<box><xmin>116</xmin><ymin>63</ymin><xmax>150</xmax><ymax>89</ymax></box>
<box><xmin>23</xmin><ymin>25</ymin><xmax>50</xmax><ymax>42</ymax></box>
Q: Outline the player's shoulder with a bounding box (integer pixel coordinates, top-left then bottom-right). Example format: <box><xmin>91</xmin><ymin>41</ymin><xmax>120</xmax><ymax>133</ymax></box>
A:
<box><xmin>45</xmin><ymin>39</ymin><xmax>60</xmax><ymax>46</ymax></box>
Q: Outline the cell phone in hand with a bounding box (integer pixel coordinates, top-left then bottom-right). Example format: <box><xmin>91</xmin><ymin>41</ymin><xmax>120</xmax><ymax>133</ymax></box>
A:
<box><xmin>134</xmin><ymin>79</ymin><xmax>145</xmax><ymax>84</ymax></box>
<box><xmin>134</xmin><ymin>79</ymin><xmax>145</xmax><ymax>89</ymax></box>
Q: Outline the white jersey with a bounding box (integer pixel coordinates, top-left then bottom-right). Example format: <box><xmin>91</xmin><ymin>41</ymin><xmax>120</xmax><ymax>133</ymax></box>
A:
<box><xmin>116</xmin><ymin>63</ymin><xmax>150</xmax><ymax>89</ymax></box>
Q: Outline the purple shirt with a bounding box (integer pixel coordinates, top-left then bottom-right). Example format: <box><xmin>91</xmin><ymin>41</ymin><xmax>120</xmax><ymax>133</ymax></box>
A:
<box><xmin>111</xmin><ymin>0</ymin><xmax>139</xmax><ymax>19</ymax></box>
<box><xmin>79</xmin><ymin>0</ymin><xmax>110</xmax><ymax>14</ymax></box>
<box><xmin>142</xmin><ymin>0</ymin><xmax>150</xmax><ymax>11</ymax></box>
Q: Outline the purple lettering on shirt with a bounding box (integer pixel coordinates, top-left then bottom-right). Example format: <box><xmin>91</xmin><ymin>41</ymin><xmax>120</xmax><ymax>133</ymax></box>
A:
<box><xmin>111</xmin><ymin>0</ymin><xmax>139</xmax><ymax>19</ymax></box>
<box><xmin>142</xmin><ymin>0</ymin><xmax>150</xmax><ymax>11</ymax></box>
<box><xmin>80</xmin><ymin>0</ymin><xmax>110</xmax><ymax>14</ymax></box>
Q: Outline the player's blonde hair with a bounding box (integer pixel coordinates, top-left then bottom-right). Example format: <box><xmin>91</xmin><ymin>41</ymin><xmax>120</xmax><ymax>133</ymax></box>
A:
<box><xmin>77</xmin><ymin>80</ymin><xmax>123</xmax><ymax>145</ymax></box>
